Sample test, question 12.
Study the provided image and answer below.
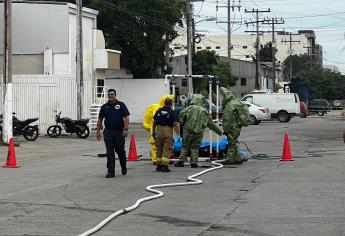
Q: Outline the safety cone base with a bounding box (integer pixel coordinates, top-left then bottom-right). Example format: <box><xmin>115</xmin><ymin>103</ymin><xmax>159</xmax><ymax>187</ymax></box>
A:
<box><xmin>280</xmin><ymin>159</ymin><xmax>294</xmax><ymax>161</ymax></box>
<box><xmin>3</xmin><ymin>164</ymin><xmax>21</xmax><ymax>168</ymax></box>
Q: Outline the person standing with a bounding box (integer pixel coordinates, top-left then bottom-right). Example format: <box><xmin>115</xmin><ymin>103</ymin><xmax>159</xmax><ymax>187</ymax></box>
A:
<box><xmin>152</xmin><ymin>98</ymin><xmax>180</xmax><ymax>172</ymax></box>
<box><xmin>220</xmin><ymin>87</ymin><xmax>251</xmax><ymax>165</ymax></box>
<box><xmin>96</xmin><ymin>89</ymin><xmax>130</xmax><ymax>178</ymax></box>
<box><xmin>174</xmin><ymin>94</ymin><xmax>223</xmax><ymax>168</ymax></box>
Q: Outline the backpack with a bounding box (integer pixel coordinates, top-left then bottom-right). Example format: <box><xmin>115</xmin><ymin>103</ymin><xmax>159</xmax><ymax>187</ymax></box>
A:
<box><xmin>236</xmin><ymin>102</ymin><xmax>252</xmax><ymax>127</ymax></box>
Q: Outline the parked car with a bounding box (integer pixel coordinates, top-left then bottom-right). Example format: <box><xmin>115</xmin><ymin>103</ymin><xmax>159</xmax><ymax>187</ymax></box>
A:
<box><xmin>307</xmin><ymin>99</ymin><xmax>331</xmax><ymax>116</ymax></box>
<box><xmin>242</xmin><ymin>101</ymin><xmax>271</xmax><ymax>125</ymax></box>
<box><xmin>241</xmin><ymin>92</ymin><xmax>300</xmax><ymax>122</ymax></box>
<box><xmin>331</xmin><ymin>100</ymin><xmax>343</xmax><ymax>110</ymax></box>
<box><xmin>300</xmin><ymin>102</ymin><xmax>308</xmax><ymax>118</ymax></box>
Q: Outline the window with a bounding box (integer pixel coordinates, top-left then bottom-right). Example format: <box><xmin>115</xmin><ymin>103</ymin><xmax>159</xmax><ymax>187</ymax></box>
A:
<box><xmin>97</xmin><ymin>79</ymin><xmax>104</xmax><ymax>97</ymax></box>
<box><xmin>216</xmin><ymin>46</ymin><xmax>221</xmax><ymax>49</ymax></box>
<box><xmin>197</xmin><ymin>47</ymin><xmax>202</xmax><ymax>49</ymax></box>
<box><xmin>241</xmin><ymin>78</ymin><xmax>247</xmax><ymax>86</ymax></box>
<box><xmin>243</xmin><ymin>96</ymin><xmax>253</xmax><ymax>104</ymax></box>
<box><xmin>206</xmin><ymin>46</ymin><xmax>211</xmax><ymax>49</ymax></box>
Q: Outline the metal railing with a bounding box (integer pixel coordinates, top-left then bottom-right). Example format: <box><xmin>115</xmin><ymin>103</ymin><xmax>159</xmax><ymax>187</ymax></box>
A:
<box><xmin>93</xmin><ymin>86</ymin><xmax>109</xmax><ymax>104</ymax></box>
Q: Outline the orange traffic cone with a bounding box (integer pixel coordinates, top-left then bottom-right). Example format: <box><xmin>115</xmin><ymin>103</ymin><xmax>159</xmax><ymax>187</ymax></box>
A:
<box><xmin>281</xmin><ymin>133</ymin><xmax>293</xmax><ymax>161</ymax></box>
<box><xmin>128</xmin><ymin>134</ymin><xmax>138</xmax><ymax>161</ymax></box>
<box><xmin>3</xmin><ymin>138</ymin><xmax>21</xmax><ymax>168</ymax></box>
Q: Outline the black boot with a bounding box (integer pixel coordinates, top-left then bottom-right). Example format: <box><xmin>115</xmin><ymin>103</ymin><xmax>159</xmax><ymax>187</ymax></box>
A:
<box><xmin>121</xmin><ymin>167</ymin><xmax>127</xmax><ymax>175</ymax></box>
<box><xmin>174</xmin><ymin>162</ymin><xmax>184</xmax><ymax>167</ymax></box>
<box><xmin>190</xmin><ymin>163</ymin><xmax>199</xmax><ymax>168</ymax></box>
<box><xmin>105</xmin><ymin>171</ymin><xmax>115</xmax><ymax>178</ymax></box>
<box><xmin>156</xmin><ymin>164</ymin><xmax>163</xmax><ymax>172</ymax></box>
<box><xmin>160</xmin><ymin>165</ymin><xmax>171</xmax><ymax>172</ymax></box>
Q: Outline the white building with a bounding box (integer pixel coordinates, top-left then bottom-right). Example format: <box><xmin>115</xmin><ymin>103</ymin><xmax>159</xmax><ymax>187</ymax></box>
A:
<box><xmin>0</xmin><ymin>1</ymin><xmax>120</xmax><ymax>86</ymax></box>
<box><xmin>171</xmin><ymin>30</ymin><xmax>321</xmax><ymax>67</ymax></box>
<box><xmin>0</xmin><ymin>1</ymin><xmax>121</xmax><ymax>129</ymax></box>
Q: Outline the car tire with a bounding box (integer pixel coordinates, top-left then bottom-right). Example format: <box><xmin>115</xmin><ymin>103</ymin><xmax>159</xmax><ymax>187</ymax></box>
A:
<box><xmin>277</xmin><ymin>111</ymin><xmax>289</xmax><ymax>122</ymax></box>
<box><xmin>300</xmin><ymin>112</ymin><xmax>307</xmax><ymax>118</ymax></box>
<box><xmin>317</xmin><ymin>111</ymin><xmax>325</xmax><ymax>116</ymax></box>
<box><xmin>250</xmin><ymin>115</ymin><xmax>257</xmax><ymax>125</ymax></box>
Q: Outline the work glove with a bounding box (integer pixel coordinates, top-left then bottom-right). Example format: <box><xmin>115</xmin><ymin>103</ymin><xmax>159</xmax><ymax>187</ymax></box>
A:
<box><xmin>152</xmin><ymin>131</ymin><xmax>156</xmax><ymax>139</ymax></box>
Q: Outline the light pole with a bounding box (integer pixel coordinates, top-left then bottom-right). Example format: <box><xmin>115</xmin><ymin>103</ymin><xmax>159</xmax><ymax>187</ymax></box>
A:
<box><xmin>192</xmin><ymin>17</ymin><xmax>217</xmax><ymax>54</ymax></box>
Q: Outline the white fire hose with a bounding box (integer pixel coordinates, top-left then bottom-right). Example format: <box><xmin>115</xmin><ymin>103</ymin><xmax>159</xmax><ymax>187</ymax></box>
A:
<box><xmin>78</xmin><ymin>160</ymin><xmax>224</xmax><ymax>236</ymax></box>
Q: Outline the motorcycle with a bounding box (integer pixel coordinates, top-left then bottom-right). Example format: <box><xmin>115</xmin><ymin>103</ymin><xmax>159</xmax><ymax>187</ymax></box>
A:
<box><xmin>0</xmin><ymin>113</ymin><xmax>39</xmax><ymax>141</ymax></box>
<box><xmin>47</xmin><ymin>111</ymin><xmax>90</xmax><ymax>138</ymax></box>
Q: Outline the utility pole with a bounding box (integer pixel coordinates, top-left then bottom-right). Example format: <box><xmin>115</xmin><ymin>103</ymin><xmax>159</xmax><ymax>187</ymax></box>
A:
<box><xmin>76</xmin><ymin>0</ymin><xmax>84</xmax><ymax>119</ymax></box>
<box><xmin>217</xmin><ymin>0</ymin><xmax>241</xmax><ymax>69</ymax></box>
<box><xmin>2</xmin><ymin>0</ymin><xmax>13</xmax><ymax>143</ymax></box>
<box><xmin>164</xmin><ymin>33</ymin><xmax>170</xmax><ymax>72</ymax></box>
<box><xmin>244</xmin><ymin>8</ymin><xmax>271</xmax><ymax>90</ymax></box>
<box><xmin>185</xmin><ymin>0</ymin><xmax>204</xmax><ymax>98</ymax></box>
<box><xmin>281</xmin><ymin>32</ymin><xmax>300</xmax><ymax>81</ymax></box>
<box><xmin>186</xmin><ymin>0</ymin><xmax>193</xmax><ymax>98</ymax></box>
<box><xmin>262</xmin><ymin>18</ymin><xmax>284</xmax><ymax>92</ymax></box>
<box><xmin>303</xmin><ymin>46</ymin><xmax>317</xmax><ymax>70</ymax></box>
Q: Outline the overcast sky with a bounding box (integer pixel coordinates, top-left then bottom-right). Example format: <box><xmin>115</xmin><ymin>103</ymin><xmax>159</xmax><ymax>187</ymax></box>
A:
<box><xmin>192</xmin><ymin>0</ymin><xmax>345</xmax><ymax>73</ymax></box>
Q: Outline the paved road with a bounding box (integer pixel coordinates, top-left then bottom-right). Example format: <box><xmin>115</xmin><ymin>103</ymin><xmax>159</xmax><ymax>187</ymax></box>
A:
<box><xmin>0</xmin><ymin>111</ymin><xmax>344</xmax><ymax>236</ymax></box>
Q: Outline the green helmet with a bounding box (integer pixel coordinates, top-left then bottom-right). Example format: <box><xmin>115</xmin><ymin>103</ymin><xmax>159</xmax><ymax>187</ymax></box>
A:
<box><xmin>190</xmin><ymin>94</ymin><xmax>205</xmax><ymax>106</ymax></box>
<box><xmin>220</xmin><ymin>87</ymin><xmax>234</xmax><ymax>105</ymax></box>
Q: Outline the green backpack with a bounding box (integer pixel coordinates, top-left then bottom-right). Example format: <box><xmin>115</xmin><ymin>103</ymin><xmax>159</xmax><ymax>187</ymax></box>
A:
<box><xmin>236</xmin><ymin>102</ymin><xmax>252</xmax><ymax>127</ymax></box>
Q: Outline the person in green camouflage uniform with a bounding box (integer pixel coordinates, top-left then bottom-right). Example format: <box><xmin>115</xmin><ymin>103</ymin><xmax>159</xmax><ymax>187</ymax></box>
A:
<box><xmin>174</xmin><ymin>94</ymin><xmax>223</xmax><ymax>168</ymax></box>
<box><xmin>220</xmin><ymin>87</ymin><xmax>252</xmax><ymax>165</ymax></box>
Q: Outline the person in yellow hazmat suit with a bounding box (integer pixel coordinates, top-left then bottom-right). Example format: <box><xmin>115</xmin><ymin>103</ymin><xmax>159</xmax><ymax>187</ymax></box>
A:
<box><xmin>143</xmin><ymin>95</ymin><xmax>175</xmax><ymax>164</ymax></box>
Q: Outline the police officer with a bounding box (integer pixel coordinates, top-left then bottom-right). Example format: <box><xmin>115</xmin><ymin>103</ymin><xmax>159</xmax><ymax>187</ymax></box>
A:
<box><xmin>96</xmin><ymin>89</ymin><xmax>130</xmax><ymax>178</ymax></box>
<box><xmin>152</xmin><ymin>98</ymin><xmax>180</xmax><ymax>172</ymax></box>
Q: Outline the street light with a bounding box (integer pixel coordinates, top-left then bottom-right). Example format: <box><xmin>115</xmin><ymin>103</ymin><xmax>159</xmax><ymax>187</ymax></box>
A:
<box><xmin>192</xmin><ymin>17</ymin><xmax>217</xmax><ymax>54</ymax></box>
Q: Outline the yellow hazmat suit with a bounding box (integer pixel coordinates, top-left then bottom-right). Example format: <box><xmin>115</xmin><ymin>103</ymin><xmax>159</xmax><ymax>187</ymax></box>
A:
<box><xmin>143</xmin><ymin>95</ymin><xmax>175</xmax><ymax>164</ymax></box>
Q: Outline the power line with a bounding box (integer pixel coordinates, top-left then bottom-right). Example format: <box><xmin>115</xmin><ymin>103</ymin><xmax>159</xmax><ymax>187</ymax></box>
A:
<box><xmin>244</xmin><ymin>8</ymin><xmax>271</xmax><ymax>89</ymax></box>
<box><xmin>281</xmin><ymin>32</ymin><xmax>301</xmax><ymax>81</ymax></box>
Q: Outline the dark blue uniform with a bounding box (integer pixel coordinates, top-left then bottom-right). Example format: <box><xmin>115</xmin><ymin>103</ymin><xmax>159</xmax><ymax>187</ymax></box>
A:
<box><xmin>153</xmin><ymin>106</ymin><xmax>177</xmax><ymax>167</ymax></box>
<box><xmin>153</xmin><ymin>106</ymin><xmax>177</xmax><ymax>127</ymax></box>
<box><xmin>99</xmin><ymin>100</ymin><xmax>130</xmax><ymax>176</ymax></box>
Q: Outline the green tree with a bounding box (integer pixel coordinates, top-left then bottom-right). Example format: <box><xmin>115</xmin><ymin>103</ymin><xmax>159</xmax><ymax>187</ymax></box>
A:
<box><xmin>298</xmin><ymin>69</ymin><xmax>345</xmax><ymax>100</ymax></box>
<box><xmin>252</xmin><ymin>42</ymin><xmax>277</xmax><ymax>62</ymax></box>
<box><xmin>282</xmin><ymin>54</ymin><xmax>320</xmax><ymax>80</ymax></box>
<box><xmin>55</xmin><ymin>0</ymin><xmax>184</xmax><ymax>78</ymax></box>
<box><xmin>192</xmin><ymin>50</ymin><xmax>238</xmax><ymax>92</ymax></box>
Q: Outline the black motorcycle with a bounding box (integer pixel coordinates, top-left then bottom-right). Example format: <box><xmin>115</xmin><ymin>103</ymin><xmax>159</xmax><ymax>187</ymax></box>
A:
<box><xmin>47</xmin><ymin>111</ymin><xmax>90</xmax><ymax>138</ymax></box>
<box><xmin>0</xmin><ymin>113</ymin><xmax>39</xmax><ymax>141</ymax></box>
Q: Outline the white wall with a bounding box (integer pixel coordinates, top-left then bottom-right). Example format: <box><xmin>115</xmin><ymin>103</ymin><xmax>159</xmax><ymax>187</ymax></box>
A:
<box><xmin>0</xmin><ymin>3</ymin><xmax>69</xmax><ymax>54</ymax></box>
<box><xmin>54</xmin><ymin>54</ymin><xmax>70</xmax><ymax>74</ymax></box>
<box><xmin>105</xmin><ymin>79</ymin><xmax>168</xmax><ymax>123</ymax></box>
<box><xmin>0</xmin><ymin>75</ymin><xmax>92</xmax><ymax>131</ymax></box>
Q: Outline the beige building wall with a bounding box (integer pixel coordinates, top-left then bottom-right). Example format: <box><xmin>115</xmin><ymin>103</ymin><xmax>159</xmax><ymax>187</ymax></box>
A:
<box><xmin>107</xmin><ymin>52</ymin><xmax>120</xmax><ymax>70</ymax></box>
<box><xmin>0</xmin><ymin>55</ymin><xmax>44</xmax><ymax>74</ymax></box>
<box><xmin>172</xmin><ymin>33</ymin><xmax>311</xmax><ymax>64</ymax></box>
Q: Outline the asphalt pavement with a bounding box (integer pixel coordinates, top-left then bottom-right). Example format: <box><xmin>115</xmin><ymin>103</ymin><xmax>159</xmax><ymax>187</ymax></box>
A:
<box><xmin>0</xmin><ymin>111</ymin><xmax>344</xmax><ymax>236</ymax></box>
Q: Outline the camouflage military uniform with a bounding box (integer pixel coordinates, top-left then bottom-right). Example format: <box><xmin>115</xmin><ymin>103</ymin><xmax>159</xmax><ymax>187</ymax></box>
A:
<box><xmin>175</xmin><ymin>94</ymin><xmax>222</xmax><ymax>167</ymax></box>
<box><xmin>221</xmin><ymin>87</ymin><xmax>251</xmax><ymax>164</ymax></box>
